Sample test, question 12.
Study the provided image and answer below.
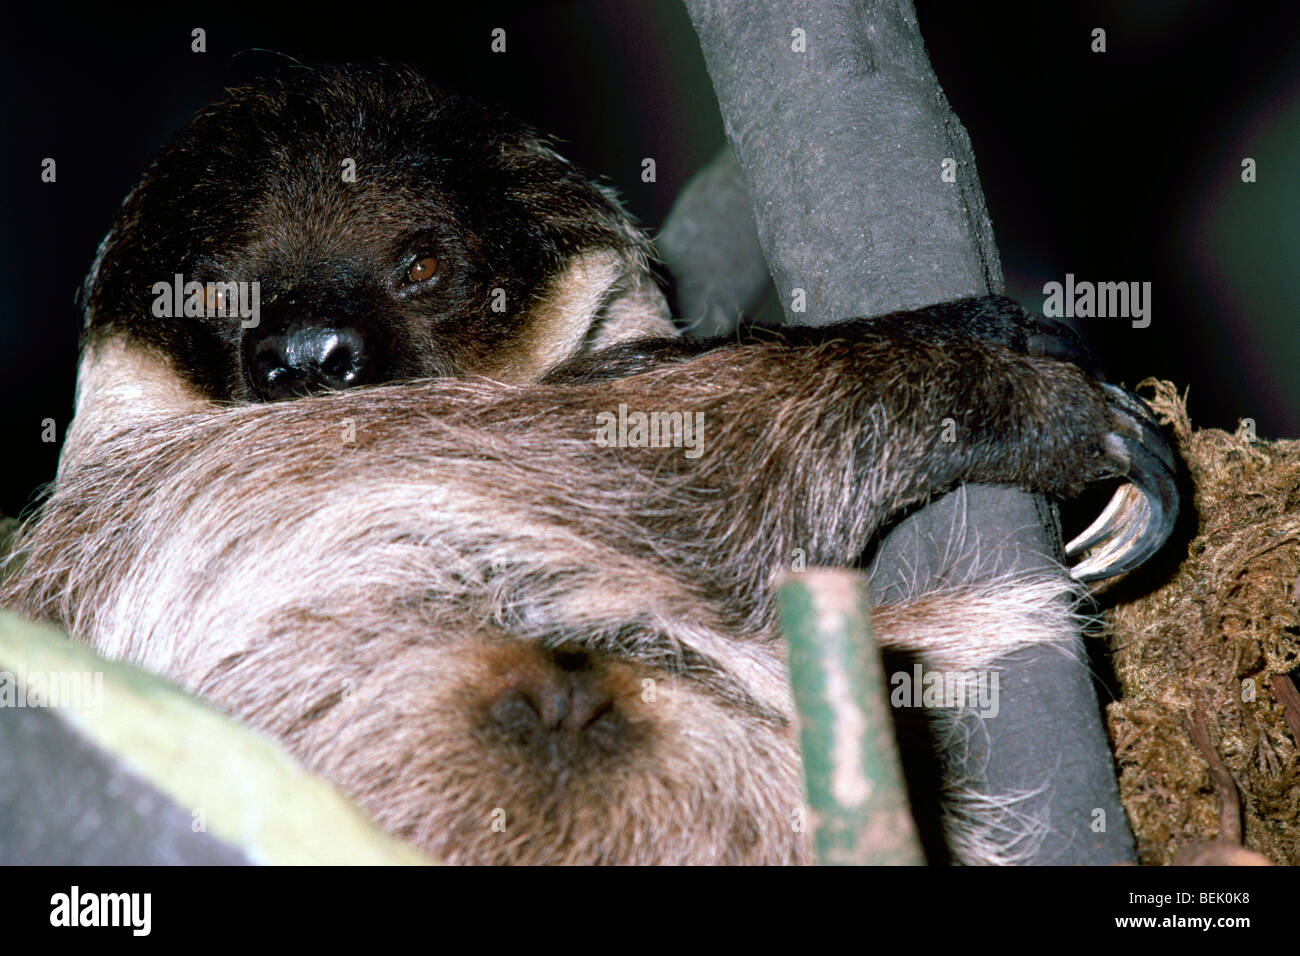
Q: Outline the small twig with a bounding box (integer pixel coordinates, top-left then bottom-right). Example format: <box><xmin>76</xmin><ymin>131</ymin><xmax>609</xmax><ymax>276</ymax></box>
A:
<box><xmin>1184</xmin><ymin>709</ymin><xmax>1240</xmax><ymax>843</ymax></box>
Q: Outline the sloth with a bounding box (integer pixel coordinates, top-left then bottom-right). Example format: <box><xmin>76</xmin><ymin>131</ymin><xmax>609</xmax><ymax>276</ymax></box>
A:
<box><xmin>2</xmin><ymin>64</ymin><xmax>1178</xmax><ymax>864</ymax></box>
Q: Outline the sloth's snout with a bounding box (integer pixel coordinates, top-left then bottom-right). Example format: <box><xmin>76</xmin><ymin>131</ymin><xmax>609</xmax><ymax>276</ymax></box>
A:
<box><xmin>246</xmin><ymin>320</ymin><xmax>371</xmax><ymax>400</ymax></box>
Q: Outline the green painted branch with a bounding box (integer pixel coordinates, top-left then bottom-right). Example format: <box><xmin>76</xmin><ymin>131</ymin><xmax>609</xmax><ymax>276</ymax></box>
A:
<box><xmin>778</xmin><ymin>569</ymin><xmax>924</xmax><ymax>865</ymax></box>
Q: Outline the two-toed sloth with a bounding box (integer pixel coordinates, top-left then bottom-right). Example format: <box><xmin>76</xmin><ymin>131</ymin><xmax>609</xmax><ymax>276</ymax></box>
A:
<box><xmin>2</xmin><ymin>64</ymin><xmax>1177</xmax><ymax>864</ymax></box>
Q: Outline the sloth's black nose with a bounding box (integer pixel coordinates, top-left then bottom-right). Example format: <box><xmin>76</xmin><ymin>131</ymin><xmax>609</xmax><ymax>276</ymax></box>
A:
<box><xmin>246</xmin><ymin>322</ymin><xmax>370</xmax><ymax>400</ymax></box>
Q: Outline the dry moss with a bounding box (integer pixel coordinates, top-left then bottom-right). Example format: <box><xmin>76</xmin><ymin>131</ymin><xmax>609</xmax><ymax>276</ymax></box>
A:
<box><xmin>1105</xmin><ymin>379</ymin><xmax>1300</xmax><ymax>865</ymax></box>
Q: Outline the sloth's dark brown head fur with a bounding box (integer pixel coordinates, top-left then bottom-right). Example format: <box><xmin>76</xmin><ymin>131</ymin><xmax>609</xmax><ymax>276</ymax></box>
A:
<box><xmin>82</xmin><ymin>62</ymin><xmax>671</xmax><ymax>402</ymax></box>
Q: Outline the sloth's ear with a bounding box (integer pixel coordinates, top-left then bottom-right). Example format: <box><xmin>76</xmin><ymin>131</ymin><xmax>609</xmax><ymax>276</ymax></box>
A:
<box><xmin>492</xmin><ymin>250</ymin><xmax>677</xmax><ymax>382</ymax></box>
<box><xmin>59</xmin><ymin>337</ymin><xmax>209</xmax><ymax>479</ymax></box>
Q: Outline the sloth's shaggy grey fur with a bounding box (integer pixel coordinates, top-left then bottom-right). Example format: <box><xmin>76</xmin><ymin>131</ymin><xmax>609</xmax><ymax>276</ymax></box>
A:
<box><xmin>3</xmin><ymin>330</ymin><xmax>1111</xmax><ymax>864</ymax></box>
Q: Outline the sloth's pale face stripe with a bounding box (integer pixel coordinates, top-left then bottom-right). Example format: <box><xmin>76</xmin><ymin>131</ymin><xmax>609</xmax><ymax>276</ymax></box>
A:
<box><xmin>487</xmin><ymin>250</ymin><xmax>676</xmax><ymax>383</ymax></box>
<box><xmin>59</xmin><ymin>339</ymin><xmax>210</xmax><ymax>482</ymax></box>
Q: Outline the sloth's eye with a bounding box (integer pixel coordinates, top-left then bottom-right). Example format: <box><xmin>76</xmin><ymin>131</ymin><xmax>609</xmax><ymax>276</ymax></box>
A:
<box><xmin>203</xmin><ymin>285</ymin><xmax>226</xmax><ymax>314</ymax></box>
<box><xmin>407</xmin><ymin>256</ymin><xmax>440</xmax><ymax>284</ymax></box>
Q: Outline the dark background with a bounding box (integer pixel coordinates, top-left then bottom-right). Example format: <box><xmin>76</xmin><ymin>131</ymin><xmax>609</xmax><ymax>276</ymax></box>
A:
<box><xmin>2</xmin><ymin>1</ymin><xmax>1297</xmax><ymax>518</ymax></box>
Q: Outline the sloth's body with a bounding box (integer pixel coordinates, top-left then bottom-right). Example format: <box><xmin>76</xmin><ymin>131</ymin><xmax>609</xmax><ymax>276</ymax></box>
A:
<box><xmin>2</xmin><ymin>65</ymin><xmax>1175</xmax><ymax>864</ymax></box>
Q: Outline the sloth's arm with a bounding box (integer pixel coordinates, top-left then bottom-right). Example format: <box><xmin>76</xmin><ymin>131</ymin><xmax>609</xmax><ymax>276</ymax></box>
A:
<box><xmin>551</xmin><ymin>325</ymin><xmax>1135</xmax><ymax>575</ymax></box>
<box><xmin>543</xmin><ymin>294</ymin><xmax>1173</xmax><ymax>582</ymax></box>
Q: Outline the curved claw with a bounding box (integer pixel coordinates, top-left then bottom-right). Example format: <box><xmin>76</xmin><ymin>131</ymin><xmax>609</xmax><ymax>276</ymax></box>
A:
<box><xmin>1067</xmin><ymin>388</ymin><xmax>1180</xmax><ymax>583</ymax></box>
<box><xmin>1064</xmin><ymin>484</ymin><xmax>1130</xmax><ymax>558</ymax></box>
<box><xmin>1099</xmin><ymin>384</ymin><xmax>1178</xmax><ymax>475</ymax></box>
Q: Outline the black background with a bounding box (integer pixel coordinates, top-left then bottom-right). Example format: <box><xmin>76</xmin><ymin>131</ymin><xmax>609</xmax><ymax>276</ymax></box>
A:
<box><xmin>2</xmin><ymin>0</ymin><xmax>1297</xmax><ymax>517</ymax></box>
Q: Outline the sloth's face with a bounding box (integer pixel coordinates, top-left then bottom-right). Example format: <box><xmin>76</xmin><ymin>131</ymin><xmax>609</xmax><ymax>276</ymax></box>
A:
<box><xmin>81</xmin><ymin>64</ymin><xmax>655</xmax><ymax>403</ymax></box>
<box><xmin>186</xmin><ymin>172</ymin><xmax>502</xmax><ymax>401</ymax></box>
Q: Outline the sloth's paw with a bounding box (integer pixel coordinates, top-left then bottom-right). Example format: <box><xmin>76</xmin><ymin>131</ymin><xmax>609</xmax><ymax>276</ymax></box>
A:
<box><xmin>979</xmin><ymin>299</ymin><xmax>1178</xmax><ymax>581</ymax></box>
<box><xmin>1067</xmin><ymin>383</ymin><xmax>1179</xmax><ymax>582</ymax></box>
